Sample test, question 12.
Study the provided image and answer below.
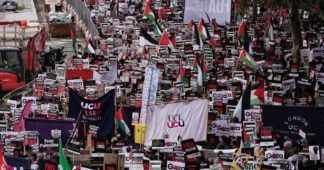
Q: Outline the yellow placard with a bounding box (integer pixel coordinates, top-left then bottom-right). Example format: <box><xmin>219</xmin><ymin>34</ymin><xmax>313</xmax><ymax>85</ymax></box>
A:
<box><xmin>134</xmin><ymin>124</ymin><xmax>146</xmax><ymax>144</ymax></box>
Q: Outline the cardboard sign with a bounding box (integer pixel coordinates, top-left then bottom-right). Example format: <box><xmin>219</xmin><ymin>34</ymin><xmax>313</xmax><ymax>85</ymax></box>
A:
<box><xmin>181</xmin><ymin>138</ymin><xmax>201</xmax><ymax>159</ymax></box>
<box><xmin>210</xmin><ymin>90</ymin><xmax>233</xmax><ymax>103</ymax></box>
<box><xmin>309</xmin><ymin>145</ymin><xmax>321</xmax><ymax>161</ymax></box>
<box><xmin>265</xmin><ymin>150</ymin><xmax>285</xmax><ymax>161</ymax></box>
<box><xmin>152</xmin><ymin>139</ymin><xmax>165</xmax><ymax>149</ymax></box>
<box><xmin>166</xmin><ymin>161</ymin><xmax>185</xmax><ymax>170</ymax></box>
<box><xmin>213</xmin><ymin>122</ymin><xmax>241</xmax><ymax>137</ymax></box>
<box><xmin>244</xmin><ymin>109</ymin><xmax>261</xmax><ymax>121</ymax></box>
<box><xmin>67</xmin><ymin>79</ymin><xmax>84</xmax><ymax>90</ymax></box>
<box><xmin>260</xmin><ymin>127</ymin><xmax>275</xmax><ymax>146</ymax></box>
<box><xmin>124</xmin><ymin>153</ymin><xmax>144</xmax><ymax>169</ymax></box>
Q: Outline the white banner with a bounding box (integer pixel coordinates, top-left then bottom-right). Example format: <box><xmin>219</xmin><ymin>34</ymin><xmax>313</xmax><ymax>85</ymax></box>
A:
<box><xmin>265</xmin><ymin>150</ymin><xmax>285</xmax><ymax>161</ymax></box>
<box><xmin>183</xmin><ymin>0</ymin><xmax>232</xmax><ymax>25</ymax></box>
<box><xmin>145</xmin><ymin>100</ymin><xmax>209</xmax><ymax>145</ymax></box>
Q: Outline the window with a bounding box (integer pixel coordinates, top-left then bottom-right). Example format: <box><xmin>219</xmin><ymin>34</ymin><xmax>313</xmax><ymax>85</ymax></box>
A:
<box><xmin>6</xmin><ymin>51</ymin><xmax>20</xmax><ymax>68</ymax></box>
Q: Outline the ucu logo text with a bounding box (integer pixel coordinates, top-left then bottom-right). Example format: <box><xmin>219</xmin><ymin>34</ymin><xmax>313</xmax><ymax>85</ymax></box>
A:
<box><xmin>81</xmin><ymin>102</ymin><xmax>101</xmax><ymax>110</ymax></box>
<box><xmin>167</xmin><ymin>114</ymin><xmax>185</xmax><ymax>128</ymax></box>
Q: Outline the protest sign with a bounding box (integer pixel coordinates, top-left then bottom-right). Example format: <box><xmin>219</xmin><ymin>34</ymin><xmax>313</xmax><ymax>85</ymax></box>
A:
<box><xmin>213</xmin><ymin>122</ymin><xmax>241</xmax><ymax>137</ymax></box>
<box><xmin>25</xmin><ymin>118</ymin><xmax>73</xmax><ymax>145</ymax></box>
<box><xmin>166</xmin><ymin>161</ymin><xmax>185</xmax><ymax>170</ymax></box>
<box><xmin>244</xmin><ymin>109</ymin><xmax>261</xmax><ymax>121</ymax></box>
<box><xmin>260</xmin><ymin>126</ymin><xmax>275</xmax><ymax>146</ymax></box>
<box><xmin>309</xmin><ymin>146</ymin><xmax>321</xmax><ymax>161</ymax></box>
<box><xmin>265</xmin><ymin>150</ymin><xmax>285</xmax><ymax>161</ymax></box>
<box><xmin>181</xmin><ymin>138</ymin><xmax>201</xmax><ymax>159</ymax></box>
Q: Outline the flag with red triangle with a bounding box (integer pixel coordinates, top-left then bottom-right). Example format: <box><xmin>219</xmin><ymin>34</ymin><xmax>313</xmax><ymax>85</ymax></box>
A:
<box><xmin>250</xmin><ymin>81</ymin><xmax>265</xmax><ymax>105</ymax></box>
<box><xmin>144</xmin><ymin>2</ymin><xmax>162</xmax><ymax>35</ymax></box>
<box><xmin>239</xmin><ymin>49</ymin><xmax>257</xmax><ymax>71</ymax></box>
<box><xmin>116</xmin><ymin>106</ymin><xmax>131</xmax><ymax>135</ymax></box>
<box><xmin>238</xmin><ymin>20</ymin><xmax>246</xmax><ymax>42</ymax></box>
<box><xmin>159</xmin><ymin>31</ymin><xmax>175</xmax><ymax>51</ymax></box>
<box><xmin>171</xmin><ymin>33</ymin><xmax>177</xmax><ymax>47</ymax></box>
<box><xmin>198</xmin><ymin>18</ymin><xmax>208</xmax><ymax>40</ymax></box>
<box><xmin>188</xmin><ymin>20</ymin><xmax>194</xmax><ymax>32</ymax></box>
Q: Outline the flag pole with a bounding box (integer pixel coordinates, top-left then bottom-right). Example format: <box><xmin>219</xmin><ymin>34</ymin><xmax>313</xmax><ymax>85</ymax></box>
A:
<box><xmin>65</xmin><ymin>109</ymin><xmax>82</xmax><ymax>148</ymax></box>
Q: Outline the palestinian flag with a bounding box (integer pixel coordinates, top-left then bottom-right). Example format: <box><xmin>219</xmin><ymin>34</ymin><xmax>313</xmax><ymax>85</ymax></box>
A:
<box><xmin>177</xmin><ymin>59</ymin><xmax>185</xmax><ymax>82</ymax></box>
<box><xmin>193</xmin><ymin>53</ymin><xmax>198</xmax><ymax>73</ymax></box>
<box><xmin>139</xmin><ymin>28</ymin><xmax>158</xmax><ymax>46</ymax></box>
<box><xmin>188</xmin><ymin>20</ymin><xmax>194</xmax><ymax>32</ymax></box>
<box><xmin>153</xmin><ymin>21</ymin><xmax>163</xmax><ymax>35</ymax></box>
<box><xmin>116</xmin><ymin>106</ymin><xmax>131</xmax><ymax>135</ymax></box>
<box><xmin>85</xmin><ymin>40</ymin><xmax>95</xmax><ymax>54</ymax></box>
<box><xmin>268</xmin><ymin>23</ymin><xmax>274</xmax><ymax>41</ymax></box>
<box><xmin>144</xmin><ymin>2</ymin><xmax>156</xmax><ymax>22</ymax></box>
<box><xmin>59</xmin><ymin>140</ymin><xmax>72</xmax><ymax>170</ymax></box>
<box><xmin>70</xmin><ymin>26</ymin><xmax>76</xmax><ymax>54</ymax></box>
<box><xmin>198</xmin><ymin>18</ymin><xmax>208</xmax><ymax>40</ymax></box>
<box><xmin>250</xmin><ymin>81</ymin><xmax>264</xmax><ymax>105</ymax></box>
<box><xmin>201</xmin><ymin>55</ymin><xmax>207</xmax><ymax>80</ymax></box>
<box><xmin>159</xmin><ymin>31</ymin><xmax>175</xmax><ymax>50</ymax></box>
<box><xmin>144</xmin><ymin>2</ymin><xmax>162</xmax><ymax>35</ymax></box>
<box><xmin>239</xmin><ymin>50</ymin><xmax>257</xmax><ymax>71</ymax></box>
<box><xmin>238</xmin><ymin>20</ymin><xmax>246</xmax><ymax>42</ymax></box>
<box><xmin>171</xmin><ymin>33</ymin><xmax>177</xmax><ymax>47</ymax></box>
<box><xmin>112</xmin><ymin>0</ymin><xmax>118</xmax><ymax>17</ymax></box>
<box><xmin>193</xmin><ymin>22</ymin><xmax>203</xmax><ymax>48</ymax></box>
<box><xmin>170</xmin><ymin>0</ymin><xmax>177</xmax><ymax>8</ymax></box>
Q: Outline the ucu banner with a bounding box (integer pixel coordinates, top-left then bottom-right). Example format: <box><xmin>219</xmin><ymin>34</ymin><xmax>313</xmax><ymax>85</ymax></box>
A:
<box><xmin>68</xmin><ymin>88</ymin><xmax>115</xmax><ymax>139</ymax></box>
<box><xmin>145</xmin><ymin>99</ymin><xmax>209</xmax><ymax>145</ymax></box>
<box><xmin>167</xmin><ymin>114</ymin><xmax>185</xmax><ymax>128</ymax></box>
<box><xmin>263</xmin><ymin>106</ymin><xmax>324</xmax><ymax>146</ymax></box>
<box><xmin>81</xmin><ymin>101</ymin><xmax>102</xmax><ymax>117</ymax></box>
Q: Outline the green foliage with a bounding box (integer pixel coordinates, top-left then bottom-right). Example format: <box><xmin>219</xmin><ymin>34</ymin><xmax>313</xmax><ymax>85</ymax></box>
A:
<box><xmin>237</xmin><ymin>0</ymin><xmax>249</xmax><ymax>15</ymax></box>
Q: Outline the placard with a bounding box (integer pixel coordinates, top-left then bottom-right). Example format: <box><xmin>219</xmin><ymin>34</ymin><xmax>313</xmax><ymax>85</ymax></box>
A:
<box><xmin>181</xmin><ymin>138</ymin><xmax>201</xmax><ymax>159</ymax></box>
<box><xmin>265</xmin><ymin>150</ymin><xmax>285</xmax><ymax>161</ymax></box>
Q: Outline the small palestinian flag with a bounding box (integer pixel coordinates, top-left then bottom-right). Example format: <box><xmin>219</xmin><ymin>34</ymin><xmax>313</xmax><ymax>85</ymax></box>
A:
<box><xmin>70</xmin><ymin>25</ymin><xmax>76</xmax><ymax>54</ymax></box>
<box><xmin>201</xmin><ymin>55</ymin><xmax>207</xmax><ymax>80</ymax></box>
<box><xmin>193</xmin><ymin>52</ymin><xmax>198</xmax><ymax>73</ymax></box>
<box><xmin>239</xmin><ymin>50</ymin><xmax>257</xmax><ymax>71</ymax></box>
<box><xmin>139</xmin><ymin>28</ymin><xmax>158</xmax><ymax>46</ymax></box>
<box><xmin>159</xmin><ymin>31</ymin><xmax>175</xmax><ymax>51</ymax></box>
<box><xmin>116</xmin><ymin>106</ymin><xmax>130</xmax><ymax>135</ymax></box>
<box><xmin>238</xmin><ymin>20</ymin><xmax>246</xmax><ymax>42</ymax></box>
<box><xmin>112</xmin><ymin>0</ymin><xmax>118</xmax><ymax>17</ymax></box>
<box><xmin>188</xmin><ymin>20</ymin><xmax>194</xmax><ymax>32</ymax></box>
<box><xmin>170</xmin><ymin>0</ymin><xmax>177</xmax><ymax>8</ymax></box>
<box><xmin>250</xmin><ymin>81</ymin><xmax>265</xmax><ymax>105</ymax></box>
<box><xmin>198</xmin><ymin>18</ymin><xmax>208</xmax><ymax>40</ymax></box>
<box><xmin>268</xmin><ymin>23</ymin><xmax>274</xmax><ymax>41</ymax></box>
<box><xmin>144</xmin><ymin>2</ymin><xmax>162</xmax><ymax>35</ymax></box>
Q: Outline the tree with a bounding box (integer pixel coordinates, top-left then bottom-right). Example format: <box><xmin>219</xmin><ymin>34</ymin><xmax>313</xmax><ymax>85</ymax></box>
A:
<box><xmin>238</xmin><ymin>0</ymin><xmax>324</xmax><ymax>63</ymax></box>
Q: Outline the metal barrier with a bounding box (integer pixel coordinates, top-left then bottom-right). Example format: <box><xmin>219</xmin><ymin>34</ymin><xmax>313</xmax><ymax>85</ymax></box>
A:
<box><xmin>64</xmin><ymin>0</ymin><xmax>99</xmax><ymax>39</ymax></box>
